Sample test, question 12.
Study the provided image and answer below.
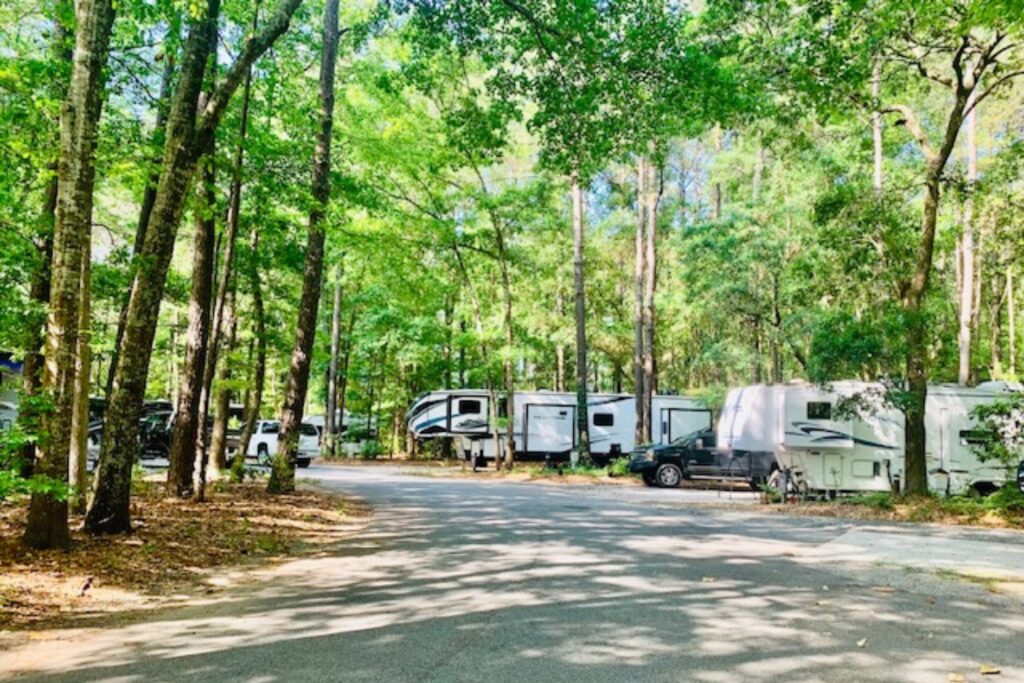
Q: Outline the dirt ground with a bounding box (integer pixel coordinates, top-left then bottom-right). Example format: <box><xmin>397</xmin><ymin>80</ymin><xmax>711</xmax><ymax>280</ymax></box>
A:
<box><xmin>0</xmin><ymin>479</ymin><xmax>371</xmax><ymax>630</ymax></box>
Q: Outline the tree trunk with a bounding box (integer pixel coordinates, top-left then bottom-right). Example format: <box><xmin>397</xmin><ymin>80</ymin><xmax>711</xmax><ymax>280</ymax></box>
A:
<box><xmin>571</xmin><ymin>173</ymin><xmax>590</xmax><ymax>460</ymax></box>
<box><xmin>167</xmin><ymin>141</ymin><xmax>216</xmax><ymax>498</ymax></box>
<box><xmin>633</xmin><ymin>155</ymin><xmax>646</xmax><ymax>445</ymax></box>
<box><xmin>1008</xmin><ymin>269</ymin><xmax>1017</xmax><ymax>377</ymax></box>
<box><xmin>711</xmin><ymin>125</ymin><xmax>723</xmax><ymax>220</ymax></box>
<box><xmin>268</xmin><ymin>0</ymin><xmax>340</xmax><ymax>493</ymax></box>
<box><xmin>989</xmin><ymin>271</ymin><xmax>1004</xmax><ymax>379</ymax></box>
<box><xmin>25</xmin><ymin>0</ymin><xmax>115</xmax><ymax>549</ymax></box>
<box><xmin>206</xmin><ymin>287</ymin><xmax>236</xmax><ymax>491</ymax></box>
<box><xmin>958</xmin><ymin>98</ymin><xmax>978</xmax><ymax>385</ymax></box>
<box><xmin>872</xmin><ymin>61</ymin><xmax>883</xmax><ymax>193</ymax></box>
<box><xmin>69</xmin><ymin>235</ymin><xmax>91</xmax><ymax>514</ymax></box>
<box><xmin>641</xmin><ymin>156</ymin><xmax>659</xmax><ymax>444</ymax></box>
<box><xmin>238</xmin><ymin>229</ymin><xmax>267</xmax><ymax>458</ymax></box>
<box><xmin>325</xmin><ymin>264</ymin><xmax>343</xmax><ymax>455</ymax></box>
<box><xmin>107</xmin><ymin>53</ymin><xmax>177</xmax><ymax>398</ymax></box>
<box><xmin>555</xmin><ymin>285</ymin><xmax>565</xmax><ymax>392</ymax></box>
<box><xmin>87</xmin><ymin>0</ymin><xmax>303</xmax><ymax>532</ymax></box>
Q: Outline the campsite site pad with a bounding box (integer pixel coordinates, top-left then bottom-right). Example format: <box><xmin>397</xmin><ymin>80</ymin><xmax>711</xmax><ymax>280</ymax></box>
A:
<box><xmin>0</xmin><ymin>480</ymin><xmax>371</xmax><ymax>630</ymax></box>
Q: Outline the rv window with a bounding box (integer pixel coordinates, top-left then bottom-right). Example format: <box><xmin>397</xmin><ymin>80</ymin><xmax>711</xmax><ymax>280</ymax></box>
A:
<box><xmin>593</xmin><ymin>413</ymin><xmax>614</xmax><ymax>427</ymax></box>
<box><xmin>458</xmin><ymin>399</ymin><xmax>481</xmax><ymax>415</ymax></box>
<box><xmin>807</xmin><ymin>402</ymin><xmax>832</xmax><ymax>420</ymax></box>
<box><xmin>959</xmin><ymin>429</ymin><xmax>993</xmax><ymax>446</ymax></box>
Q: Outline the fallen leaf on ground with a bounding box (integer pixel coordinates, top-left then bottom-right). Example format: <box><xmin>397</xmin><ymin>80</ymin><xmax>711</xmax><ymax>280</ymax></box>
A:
<box><xmin>871</xmin><ymin>586</ymin><xmax>896</xmax><ymax>593</ymax></box>
<box><xmin>948</xmin><ymin>674</ymin><xmax>966</xmax><ymax>682</ymax></box>
<box><xmin>701</xmin><ymin>577</ymin><xmax>717</xmax><ymax>583</ymax></box>
<box><xmin>856</xmin><ymin>638</ymin><xmax>867</xmax><ymax>648</ymax></box>
<box><xmin>980</xmin><ymin>664</ymin><xmax>1001</xmax><ymax>675</ymax></box>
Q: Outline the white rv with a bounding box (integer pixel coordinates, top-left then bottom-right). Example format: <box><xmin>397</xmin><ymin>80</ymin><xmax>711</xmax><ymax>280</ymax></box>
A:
<box><xmin>407</xmin><ymin>389</ymin><xmax>711</xmax><ymax>464</ymax></box>
<box><xmin>720</xmin><ymin>381</ymin><xmax>1018</xmax><ymax>496</ymax></box>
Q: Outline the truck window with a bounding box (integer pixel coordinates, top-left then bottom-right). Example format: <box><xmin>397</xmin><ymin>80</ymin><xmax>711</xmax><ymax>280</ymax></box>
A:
<box><xmin>807</xmin><ymin>402</ymin><xmax>832</xmax><ymax>420</ymax></box>
<box><xmin>593</xmin><ymin>413</ymin><xmax>614</xmax><ymax>427</ymax></box>
<box><xmin>458</xmin><ymin>399</ymin><xmax>481</xmax><ymax>414</ymax></box>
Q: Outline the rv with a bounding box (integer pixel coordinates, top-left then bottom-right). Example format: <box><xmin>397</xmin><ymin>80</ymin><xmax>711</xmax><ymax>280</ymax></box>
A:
<box><xmin>407</xmin><ymin>389</ymin><xmax>711</xmax><ymax>464</ymax></box>
<box><xmin>720</xmin><ymin>380</ymin><xmax>1019</xmax><ymax>496</ymax></box>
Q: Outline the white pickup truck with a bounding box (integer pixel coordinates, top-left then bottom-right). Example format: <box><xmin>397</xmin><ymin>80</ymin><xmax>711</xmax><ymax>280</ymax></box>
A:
<box><xmin>247</xmin><ymin>419</ymin><xmax>319</xmax><ymax>468</ymax></box>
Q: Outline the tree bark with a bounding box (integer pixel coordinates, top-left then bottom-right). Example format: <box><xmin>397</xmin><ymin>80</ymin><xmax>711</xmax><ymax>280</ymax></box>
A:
<box><xmin>642</xmin><ymin>157</ymin><xmax>659</xmax><ymax>443</ymax></box>
<box><xmin>237</xmin><ymin>230</ymin><xmax>266</xmax><ymax>457</ymax></box>
<box><xmin>1008</xmin><ymin>268</ymin><xmax>1017</xmax><ymax>377</ymax></box>
<box><xmin>872</xmin><ymin>61</ymin><xmax>883</xmax><ymax>193</ymax></box>
<box><xmin>711</xmin><ymin>125</ymin><xmax>723</xmax><ymax>220</ymax></box>
<box><xmin>167</xmin><ymin>139</ymin><xmax>216</xmax><ymax>498</ymax></box>
<box><xmin>958</xmin><ymin>97</ymin><xmax>978</xmax><ymax>385</ymax></box>
<box><xmin>325</xmin><ymin>264</ymin><xmax>343</xmax><ymax>455</ymax></box>
<box><xmin>25</xmin><ymin>0</ymin><xmax>115</xmax><ymax>549</ymax></box>
<box><xmin>268</xmin><ymin>0</ymin><xmax>340</xmax><ymax>493</ymax></box>
<box><xmin>206</xmin><ymin>287</ymin><xmax>236</xmax><ymax>492</ymax></box>
<box><xmin>68</xmin><ymin>232</ymin><xmax>91</xmax><ymax>514</ymax></box>
<box><xmin>633</xmin><ymin>156</ymin><xmax>646</xmax><ymax>444</ymax></box>
<box><xmin>87</xmin><ymin>0</ymin><xmax>304</xmax><ymax>533</ymax></box>
<box><xmin>571</xmin><ymin>173</ymin><xmax>590</xmax><ymax>460</ymax></box>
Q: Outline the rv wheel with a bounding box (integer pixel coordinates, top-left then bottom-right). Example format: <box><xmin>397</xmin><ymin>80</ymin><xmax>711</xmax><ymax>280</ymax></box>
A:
<box><xmin>655</xmin><ymin>463</ymin><xmax>683</xmax><ymax>488</ymax></box>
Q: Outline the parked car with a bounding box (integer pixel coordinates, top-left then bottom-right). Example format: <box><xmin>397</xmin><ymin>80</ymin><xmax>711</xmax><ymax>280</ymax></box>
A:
<box><xmin>628</xmin><ymin>428</ymin><xmax>776</xmax><ymax>489</ymax></box>
<box><xmin>246</xmin><ymin>420</ymin><xmax>319</xmax><ymax>468</ymax></box>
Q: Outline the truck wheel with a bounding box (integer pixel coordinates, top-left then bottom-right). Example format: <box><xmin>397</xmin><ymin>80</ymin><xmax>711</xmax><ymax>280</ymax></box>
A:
<box><xmin>297</xmin><ymin>458</ymin><xmax>311</xmax><ymax>469</ymax></box>
<box><xmin>258</xmin><ymin>444</ymin><xmax>271</xmax><ymax>467</ymax></box>
<box><xmin>656</xmin><ymin>463</ymin><xmax>682</xmax><ymax>488</ymax></box>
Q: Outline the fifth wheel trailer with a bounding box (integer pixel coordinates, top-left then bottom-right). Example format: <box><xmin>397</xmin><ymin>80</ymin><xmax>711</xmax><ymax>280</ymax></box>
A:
<box><xmin>407</xmin><ymin>389</ymin><xmax>711</xmax><ymax>463</ymax></box>
<box><xmin>719</xmin><ymin>380</ymin><xmax>1020</xmax><ymax>496</ymax></box>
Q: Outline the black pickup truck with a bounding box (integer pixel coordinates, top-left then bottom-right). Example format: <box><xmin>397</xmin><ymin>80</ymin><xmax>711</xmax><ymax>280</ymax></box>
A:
<box><xmin>628</xmin><ymin>429</ymin><xmax>777</xmax><ymax>489</ymax></box>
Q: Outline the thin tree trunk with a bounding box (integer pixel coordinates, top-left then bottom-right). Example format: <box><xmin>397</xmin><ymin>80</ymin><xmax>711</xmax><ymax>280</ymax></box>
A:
<box><xmin>26</xmin><ymin>0</ymin><xmax>115</xmax><ymax>549</ymax></box>
<box><xmin>238</xmin><ymin>230</ymin><xmax>266</xmax><ymax>458</ymax></box>
<box><xmin>872</xmin><ymin>61</ymin><xmax>883</xmax><ymax>193</ymax></box>
<box><xmin>268</xmin><ymin>0</ymin><xmax>340</xmax><ymax>493</ymax></box>
<box><xmin>325</xmin><ymin>263</ymin><xmax>343</xmax><ymax>455</ymax></box>
<box><xmin>1008</xmin><ymin>268</ymin><xmax>1017</xmax><ymax>377</ymax></box>
<box><xmin>87</xmin><ymin>0</ymin><xmax>303</xmax><ymax>532</ymax></box>
<box><xmin>166</xmin><ymin>137</ymin><xmax>216</xmax><ymax>498</ymax></box>
<box><xmin>711</xmin><ymin>125</ymin><xmax>723</xmax><ymax>220</ymax></box>
<box><xmin>990</xmin><ymin>271</ymin><xmax>1004</xmax><ymax>378</ymax></box>
<box><xmin>69</xmin><ymin>236</ymin><xmax>91</xmax><ymax>514</ymax></box>
<box><xmin>633</xmin><ymin>155</ymin><xmax>646</xmax><ymax>445</ymax></box>
<box><xmin>571</xmin><ymin>172</ymin><xmax>590</xmax><ymax>460</ymax></box>
<box><xmin>555</xmin><ymin>285</ymin><xmax>565</xmax><ymax>392</ymax></box>
<box><xmin>958</xmin><ymin>98</ymin><xmax>978</xmax><ymax>385</ymax></box>
<box><xmin>205</xmin><ymin>287</ymin><xmax>236</xmax><ymax>494</ymax></box>
<box><xmin>641</xmin><ymin>156</ymin><xmax>659</xmax><ymax>444</ymax></box>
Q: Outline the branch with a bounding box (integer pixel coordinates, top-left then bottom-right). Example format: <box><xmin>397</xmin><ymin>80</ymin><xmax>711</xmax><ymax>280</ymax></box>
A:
<box><xmin>881</xmin><ymin>104</ymin><xmax>936</xmax><ymax>160</ymax></box>
<box><xmin>965</xmin><ymin>70</ymin><xmax>1024</xmax><ymax>116</ymax></box>
<box><xmin>196</xmin><ymin>0</ymin><xmax>305</xmax><ymax>140</ymax></box>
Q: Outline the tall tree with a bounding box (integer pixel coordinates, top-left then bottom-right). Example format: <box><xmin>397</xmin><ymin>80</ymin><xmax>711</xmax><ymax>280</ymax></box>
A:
<box><xmin>86</xmin><ymin>0</ymin><xmax>306</xmax><ymax>533</ymax></box>
<box><xmin>24</xmin><ymin>0</ymin><xmax>115</xmax><ymax>549</ymax></box>
<box><xmin>268</xmin><ymin>0</ymin><xmax>341</xmax><ymax>493</ymax></box>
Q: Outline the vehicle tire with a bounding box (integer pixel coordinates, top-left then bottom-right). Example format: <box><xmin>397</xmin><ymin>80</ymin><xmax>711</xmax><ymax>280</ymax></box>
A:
<box><xmin>297</xmin><ymin>458</ymin><xmax>311</xmax><ymax>469</ymax></box>
<box><xmin>641</xmin><ymin>472</ymin><xmax>657</xmax><ymax>487</ymax></box>
<box><xmin>257</xmin><ymin>444</ymin><xmax>271</xmax><ymax>467</ymax></box>
<box><xmin>655</xmin><ymin>463</ymin><xmax>683</xmax><ymax>488</ymax></box>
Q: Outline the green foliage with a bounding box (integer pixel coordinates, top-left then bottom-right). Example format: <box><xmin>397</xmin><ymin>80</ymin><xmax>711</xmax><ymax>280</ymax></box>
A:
<box><xmin>607</xmin><ymin>456</ymin><xmax>631</xmax><ymax>478</ymax></box>
<box><xmin>359</xmin><ymin>439</ymin><xmax>384</xmax><ymax>459</ymax></box>
<box><xmin>971</xmin><ymin>397</ymin><xmax>1024</xmax><ymax>466</ymax></box>
<box><xmin>847</xmin><ymin>492</ymin><xmax>895</xmax><ymax>510</ymax></box>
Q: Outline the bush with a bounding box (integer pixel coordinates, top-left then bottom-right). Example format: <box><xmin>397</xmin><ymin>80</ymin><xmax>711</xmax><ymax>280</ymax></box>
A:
<box><xmin>607</xmin><ymin>457</ymin><xmax>631</xmax><ymax>478</ymax></box>
<box><xmin>360</xmin><ymin>440</ymin><xmax>384</xmax><ymax>459</ymax></box>
<box><xmin>982</xmin><ymin>484</ymin><xmax>1024</xmax><ymax>514</ymax></box>
<box><xmin>847</xmin><ymin>492</ymin><xmax>894</xmax><ymax>510</ymax></box>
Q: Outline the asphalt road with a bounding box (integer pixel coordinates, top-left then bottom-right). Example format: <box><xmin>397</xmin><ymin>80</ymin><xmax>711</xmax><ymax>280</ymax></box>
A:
<box><xmin>3</xmin><ymin>465</ymin><xmax>1024</xmax><ymax>683</ymax></box>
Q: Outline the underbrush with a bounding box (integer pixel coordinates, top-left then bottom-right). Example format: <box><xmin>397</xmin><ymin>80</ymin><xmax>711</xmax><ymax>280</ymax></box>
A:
<box><xmin>774</xmin><ymin>484</ymin><xmax>1024</xmax><ymax>527</ymax></box>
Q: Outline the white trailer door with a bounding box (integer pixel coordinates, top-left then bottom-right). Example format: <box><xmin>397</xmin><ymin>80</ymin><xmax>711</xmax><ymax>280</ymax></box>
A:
<box><xmin>524</xmin><ymin>404</ymin><xmax>575</xmax><ymax>454</ymax></box>
<box><xmin>660</xmin><ymin>408</ymin><xmax>712</xmax><ymax>444</ymax></box>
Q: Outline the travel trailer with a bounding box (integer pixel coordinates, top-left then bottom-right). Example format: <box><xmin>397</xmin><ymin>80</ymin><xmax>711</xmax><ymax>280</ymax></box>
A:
<box><xmin>407</xmin><ymin>389</ymin><xmax>711</xmax><ymax>464</ymax></box>
<box><xmin>719</xmin><ymin>380</ymin><xmax>1019</xmax><ymax>496</ymax></box>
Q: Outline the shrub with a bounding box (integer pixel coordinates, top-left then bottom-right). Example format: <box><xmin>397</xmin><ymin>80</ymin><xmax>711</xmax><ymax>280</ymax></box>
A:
<box><xmin>847</xmin><ymin>492</ymin><xmax>894</xmax><ymax>510</ymax></box>
<box><xmin>360</xmin><ymin>439</ymin><xmax>384</xmax><ymax>459</ymax></box>
<box><xmin>607</xmin><ymin>457</ymin><xmax>631</xmax><ymax>478</ymax></box>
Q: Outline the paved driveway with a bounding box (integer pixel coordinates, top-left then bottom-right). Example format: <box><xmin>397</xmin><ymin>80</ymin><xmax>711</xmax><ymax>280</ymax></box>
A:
<box><xmin>3</xmin><ymin>465</ymin><xmax>1022</xmax><ymax>682</ymax></box>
